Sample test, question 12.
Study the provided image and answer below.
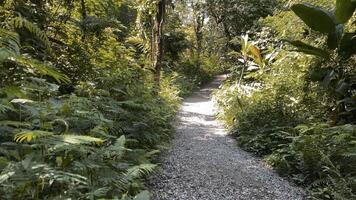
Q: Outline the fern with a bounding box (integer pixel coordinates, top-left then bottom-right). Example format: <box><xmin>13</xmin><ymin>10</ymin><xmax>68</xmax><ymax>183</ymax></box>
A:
<box><xmin>14</xmin><ymin>56</ymin><xmax>70</xmax><ymax>83</ymax></box>
<box><xmin>0</xmin><ymin>120</ymin><xmax>31</xmax><ymax>128</ymax></box>
<box><xmin>10</xmin><ymin>17</ymin><xmax>51</xmax><ymax>51</ymax></box>
<box><xmin>0</xmin><ymin>103</ymin><xmax>14</xmax><ymax>114</ymax></box>
<box><xmin>0</xmin><ymin>20</ymin><xmax>70</xmax><ymax>83</ymax></box>
<box><xmin>14</xmin><ymin>130</ymin><xmax>54</xmax><ymax>143</ymax></box>
<box><xmin>125</xmin><ymin>163</ymin><xmax>156</xmax><ymax>179</ymax></box>
<box><xmin>0</xmin><ymin>28</ymin><xmax>20</xmax><ymax>59</ymax></box>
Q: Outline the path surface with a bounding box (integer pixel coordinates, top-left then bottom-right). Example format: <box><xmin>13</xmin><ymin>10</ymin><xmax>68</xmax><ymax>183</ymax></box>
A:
<box><xmin>149</xmin><ymin>75</ymin><xmax>305</xmax><ymax>200</ymax></box>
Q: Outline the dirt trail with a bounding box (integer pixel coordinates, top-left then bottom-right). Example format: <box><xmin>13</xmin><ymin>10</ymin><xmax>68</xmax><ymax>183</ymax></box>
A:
<box><xmin>149</xmin><ymin>75</ymin><xmax>305</xmax><ymax>200</ymax></box>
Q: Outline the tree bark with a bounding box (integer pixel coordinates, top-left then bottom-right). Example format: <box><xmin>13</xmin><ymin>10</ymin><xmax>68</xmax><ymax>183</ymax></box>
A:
<box><xmin>80</xmin><ymin>0</ymin><xmax>87</xmax><ymax>41</ymax></box>
<box><xmin>153</xmin><ymin>0</ymin><xmax>166</xmax><ymax>87</ymax></box>
<box><xmin>193</xmin><ymin>4</ymin><xmax>205</xmax><ymax>59</ymax></box>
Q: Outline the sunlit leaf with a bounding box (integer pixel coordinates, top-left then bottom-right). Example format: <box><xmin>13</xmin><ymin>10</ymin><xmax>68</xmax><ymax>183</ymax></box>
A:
<box><xmin>291</xmin><ymin>3</ymin><xmax>336</xmax><ymax>33</ymax></box>
<box><xmin>285</xmin><ymin>40</ymin><xmax>330</xmax><ymax>59</ymax></box>
<box><xmin>335</xmin><ymin>0</ymin><xmax>356</xmax><ymax>24</ymax></box>
<box><xmin>14</xmin><ymin>130</ymin><xmax>54</xmax><ymax>143</ymax></box>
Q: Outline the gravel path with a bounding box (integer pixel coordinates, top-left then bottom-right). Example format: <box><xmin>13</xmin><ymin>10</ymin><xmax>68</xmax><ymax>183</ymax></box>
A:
<box><xmin>149</xmin><ymin>75</ymin><xmax>306</xmax><ymax>200</ymax></box>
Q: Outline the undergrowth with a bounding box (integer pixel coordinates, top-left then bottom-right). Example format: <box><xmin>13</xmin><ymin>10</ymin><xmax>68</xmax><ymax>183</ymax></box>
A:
<box><xmin>214</xmin><ymin>0</ymin><xmax>356</xmax><ymax>199</ymax></box>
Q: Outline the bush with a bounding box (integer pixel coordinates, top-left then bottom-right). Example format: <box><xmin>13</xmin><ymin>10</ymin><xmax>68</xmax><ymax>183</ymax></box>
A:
<box><xmin>267</xmin><ymin>124</ymin><xmax>356</xmax><ymax>200</ymax></box>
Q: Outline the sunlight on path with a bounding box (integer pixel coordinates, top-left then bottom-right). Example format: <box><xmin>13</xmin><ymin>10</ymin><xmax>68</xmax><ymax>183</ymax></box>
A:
<box><xmin>149</xmin><ymin>75</ymin><xmax>305</xmax><ymax>200</ymax></box>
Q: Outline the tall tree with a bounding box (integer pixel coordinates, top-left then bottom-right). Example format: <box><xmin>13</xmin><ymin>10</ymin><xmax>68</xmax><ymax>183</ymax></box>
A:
<box><xmin>153</xmin><ymin>0</ymin><xmax>166</xmax><ymax>86</ymax></box>
<box><xmin>192</xmin><ymin>1</ymin><xmax>205</xmax><ymax>58</ymax></box>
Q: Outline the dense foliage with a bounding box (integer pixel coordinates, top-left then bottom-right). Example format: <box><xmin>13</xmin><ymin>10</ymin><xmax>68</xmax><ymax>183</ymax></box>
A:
<box><xmin>214</xmin><ymin>0</ymin><xmax>356</xmax><ymax>199</ymax></box>
<box><xmin>1</xmin><ymin>0</ymin><xmax>354</xmax><ymax>199</ymax></box>
<box><xmin>0</xmin><ymin>0</ymin><xmax>221</xmax><ymax>199</ymax></box>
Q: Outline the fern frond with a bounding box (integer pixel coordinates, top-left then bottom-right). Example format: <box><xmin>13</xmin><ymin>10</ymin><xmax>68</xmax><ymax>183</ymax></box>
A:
<box><xmin>126</xmin><ymin>36</ymin><xmax>150</xmax><ymax>55</ymax></box>
<box><xmin>0</xmin><ymin>28</ymin><xmax>20</xmax><ymax>56</ymax></box>
<box><xmin>13</xmin><ymin>56</ymin><xmax>70</xmax><ymax>83</ymax></box>
<box><xmin>0</xmin><ymin>86</ymin><xmax>26</xmax><ymax>98</ymax></box>
<box><xmin>42</xmin><ymin>135</ymin><xmax>104</xmax><ymax>146</ymax></box>
<box><xmin>0</xmin><ymin>28</ymin><xmax>69</xmax><ymax>83</ymax></box>
<box><xmin>59</xmin><ymin>135</ymin><xmax>104</xmax><ymax>145</ymax></box>
<box><xmin>84</xmin><ymin>187</ymin><xmax>111</xmax><ymax>199</ymax></box>
<box><xmin>14</xmin><ymin>130</ymin><xmax>54</xmax><ymax>143</ymax></box>
<box><xmin>0</xmin><ymin>120</ymin><xmax>31</xmax><ymax>129</ymax></box>
<box><xmin>0</xmin><ymin>103</ymin><xmax>14</xmax><ymax>114</ymax></box>
<box><xmin>125</xmin><ymin>163</ymin><xmax>156</xmax><ymax>179</ymax></box>
<box><xmin>10</xmin><ymin>17</ymin><xmax>51</xmax><ymax>51</ymax></box>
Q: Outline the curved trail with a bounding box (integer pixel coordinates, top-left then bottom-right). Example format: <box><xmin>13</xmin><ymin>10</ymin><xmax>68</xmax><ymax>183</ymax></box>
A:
<box><xmin>149</xmin><ymin>75</ymin><xmax>305</xmax><ymax>200</ymax></box>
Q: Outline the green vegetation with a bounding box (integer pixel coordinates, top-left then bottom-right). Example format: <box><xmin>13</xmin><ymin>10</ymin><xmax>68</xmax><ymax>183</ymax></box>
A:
<box><xmin>0</xmin><ymin>0</ymin><xmax>355</xmax><ymax>199</ymax></box>
<box><xmin>214</xmin><ymin>0</ymin><xmax>356</xmax><ymax>199</ymax></box>
<box><xmin>0</xmin><ymin>0</ymin><xmax>220</xmax><ymax>199</ymax></box>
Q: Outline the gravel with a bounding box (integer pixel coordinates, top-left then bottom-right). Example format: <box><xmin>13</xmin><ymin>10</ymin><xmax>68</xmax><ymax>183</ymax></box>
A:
<box><xmin>149</xmin><ymin>75</ymin><xmax>306</xmax><ymax>200</ymax></box>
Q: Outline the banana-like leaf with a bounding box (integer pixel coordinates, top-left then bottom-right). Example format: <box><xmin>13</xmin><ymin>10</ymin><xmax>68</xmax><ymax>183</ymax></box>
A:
<box><xmin>335</xmin><ymin>81</ymin><xmax>350</xmax><ymax>95</ymax></box>
<box><xmin>327</xmin><ymin>24</ymin><xmax>344</xmax><ymax>50</ymax></box>
<box><xmin>335</xmin><ymin>0</ymin><xmax>356</xmax><ymax>24</ymax></box>
<box><xmin>339</xmin><ymin>32</ymin><xmax>356</xmax><ymax>54</ymax></box>
<box><xmin>285</xmin><ymin>40</ymin><xmax>330</xmax><ymax>59</ymax></box>
<box><xmin>291</xmin><ymin>3</ymin><xmax>336</xmax><ymax>34</ymax></box>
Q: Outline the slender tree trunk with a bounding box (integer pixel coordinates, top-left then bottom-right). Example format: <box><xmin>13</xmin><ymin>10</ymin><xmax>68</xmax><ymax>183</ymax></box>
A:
<box><xmin>153</xmin><ymin>0</ymin><xmax>166</xmax><ymax>88</ymax></box>
<box><xmin>80</xmin><ymin>0</ymin><xmax>87</xmax><ymax>41</ymax></box>
<box><xmin>80</xmin><ymin>0</ymin><xmax>87</xmax><ymax>19</ymax></box>
<box><xmin>194</xmin><ymin>13</ymin><xmax>204</xmax><ymax>59</ymax></box>
<box><xmin>192</xmin><ymin>3</ymin><xmax>204</xmax><ymax>59</ymax></box>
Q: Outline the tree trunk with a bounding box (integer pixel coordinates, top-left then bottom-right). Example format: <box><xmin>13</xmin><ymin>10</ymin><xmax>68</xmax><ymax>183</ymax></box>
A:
<box><xmin>80</xmin><ymin>0</ymin><xmax>87</xmax><ymax>41</ymax></box>
<box><xmin>192</xmin><ymin>3</ymin><xmax>205</xmax><ymax>59</ymax></box>
<box><xmin>194</xmin><ymin>12</ymin><xmax>204</xmax><ymax>59</ymax></box>
<box><xmin>153</xmin><ymin>0</ymin><xmax>166</xmax><ymax>87</ymax></box>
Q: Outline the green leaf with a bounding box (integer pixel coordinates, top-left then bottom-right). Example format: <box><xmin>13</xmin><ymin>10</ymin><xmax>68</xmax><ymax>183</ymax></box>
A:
<box><xmin>0</xmin><ymin>121</ymin><xmax>31</xmax><ymax>129</ymax></box>
<box><xmin>327</xmin><ymin>24</ymin><xmax>344</xmax><ymax>50</ymax></box>
<box><xmin>10</xmin><ymin>98</ymin><xmax>34</xmax><ymax>104</ymax></box>
<box><xmin>133</xmin><ymin>190</ymin><xmax>151</xmax><ymax>200</ymax></box>
<box><xmin>335</xmin><ymin>81</ymin><xmax>350</xmax><ymax>95</ymax></box>
<box><xmin>339</xmin><ymin>32</ymin><xmax>356</xmax><ymax>54</ymax></box>
<box><xmin>335</xmin><ymin>0</ymin><xmax>356</xmax><ymax>24</ymax></box>
<box><xmin>14</xmin><ymin>56</ymin><xmax>70</xmax><ymax>83</ymax></box>
<box><xmin>285</xmin><ymin>40</ymin><xmax>330</xmax><ymax>59</ymax></box>
<box><xmin>10</xmin><ymin>17</ymin><xmax>51</xmax><ymax>51</ymax></box>
<box><xmin>291</xmin><ymin>3</ymin><xmax>336</xmax><ymax>33</ymax></box>
<box><xmin>14</xmin><ymin>130</ymin><xmax>54</xmax><ymax>143</ymax></box>
<box><xmin>51</xmin><ymin>135</ymin><xmax>104</xmax><ymax>145</ymax></box>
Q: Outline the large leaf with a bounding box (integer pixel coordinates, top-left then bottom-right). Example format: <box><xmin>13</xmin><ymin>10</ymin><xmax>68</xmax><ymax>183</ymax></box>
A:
<box><xmin>327</xmin><ymin>24</ymin><xmax>344</xmax><ymax>50</ymax></box>
<box><xmin>291</xmin><ymin>3</ymin><xmax>336</xmax><ymax>34</ymax></box>
<box><xmin>335</xmin><ymin>0</ymin><xmax>356</xmax><ymax>24</ymax></box>
<box><xmin>285</xmin><ymin>40</ymin><xmax>330</xmax><ymax>59</ymax></box>
<box><xmin>339</xmin><ymin>32</ymin><xmax>356</xmax><ymax>55</ymax></box>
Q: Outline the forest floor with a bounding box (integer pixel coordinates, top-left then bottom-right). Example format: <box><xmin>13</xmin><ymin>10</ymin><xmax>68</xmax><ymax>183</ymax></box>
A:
<box><xmin>149</xmin><ymin>75</ymin><xmax>306</xmax><ymax>200</ymax></box>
